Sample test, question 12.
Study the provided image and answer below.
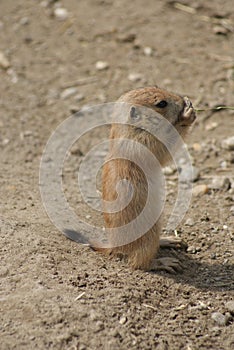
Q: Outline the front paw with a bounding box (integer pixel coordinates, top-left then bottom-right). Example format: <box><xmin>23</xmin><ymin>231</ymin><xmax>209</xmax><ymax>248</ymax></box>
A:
<box><xmin>179</xmin><ymin>97</ymin><xmax>196</xmax><ymax>126</ymax></box>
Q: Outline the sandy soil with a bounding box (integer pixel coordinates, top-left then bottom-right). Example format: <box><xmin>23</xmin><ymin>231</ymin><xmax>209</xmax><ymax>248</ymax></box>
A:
<box><xmin>0</xmin><ymin>0</ymin><xmax>234</xmax><ymax>349</ymax></box>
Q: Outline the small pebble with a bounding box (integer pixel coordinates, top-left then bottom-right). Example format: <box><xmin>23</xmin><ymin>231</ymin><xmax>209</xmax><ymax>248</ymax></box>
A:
<box><xmin>54</xmin><ymin>8</ymin><xmax>69</xmax><ymax>21</ymax></box>
<box><xmin>189</xmin><ymin>301</ymin><xmax>209</xmax><ymax>311</ymax></box>
<box><xmin>69</xmin><ymin>105</ymin><xmax>79</xmax><ymax>113</ymax></box>
<box><xmin>20</xmin><ymin>17</ymin><xmax>30</xmax><ymax>25</ymax></box>
<box><xmin>179</xmin><ymin>165</ymin><xmax>199</xmax><ymax>183</ymax></box>
<box><xmin>209</xmin><ymin>177</ymin><xmax>231</xmax><ymax>191</ymax></box>
<box><xmin>192</xmin><ymin>143</ymin><xmax>202</xmax><ymax>152</ymax></box>
<box><xmin>95</xmin><ymin>321</ymin><xmax>104</xmax><ymax>331</ymax></box>
<box><xmin>220</xmin><ymin>160</ymin><xmax>227</xmax><ymax>169</ymax></box>
<box><xmin>116</xmin><ymin>33</ymin><xmax>136</xmax><ymax>43</ymax></box>
<box><xmin>95</xmin><ymin>61</ymin><xmax>109</xmax><ymax>71</ymax></box>
<box><xmin>119</xmin><ymin>316</ymin><xmax>127</xmax><ymax>325</ymax></box>
<box><xmin>2</xmin><ymin>138</ymin><xmax>10</xmax><ymax>146</ymax></box>
<box><xmin>225</xmin><ymin>301</ymin><xmax>234</xmax><ymax>314</ymax></box>
<box><xmin>74</xmin><ymin>93</ymin><xmax>84</xmax><ymax>102</ymax></box>
<box><xmin>187</xmin><ymin>246</ymin><xmax>200</xmax><ymax>254</ymax></box>
<box><xmin>193</xmin><ymin>184</ymin><xmax>209</xmax><ymax>196</ymax></box>
<box><xmin>210</xmin><ymin>253</ymin><xmax>217</xmax><ymax>259</ymax></box>
<box><xmin>205</xmin><ymin>122</ymin><xmax>218</xmax><ymax>131</ymax></box>
<box><xmin>230</xmin><ymin>206</ymin><xmax>234</xmax><ymax>213</ymax></box>
<box><xmin>221</xmin><ymin>136</ymin><xmax>234</xmax><ymax>150</ymax></box>
<box><xmin>213</xmin><ymin>25</ymin><xmax>229</xmax><ymax>35</ymax></box>
<box><xmin>89</xmin><ymin>310</ymin><xmax>100</xmax><ymax>321</ymax></box>
<box><xmin>163</xmin><ymin>166</ymin><xmax>176</xmax><ymax>175</ymax></box>
<box><xmin>228</xmin><ymin>152</ymin><xmax>234</xmax><ymax>164</ymax></box>
<box><xmin>60</xmin><ymin>87</ymin><xmax>78</xmax><ymax>99</ymax></box>
<box><xmin>185</xmin><ymin>218</ymin><xmax>194</xmax><ymax>226</ymax></box>
<box><xmin>0</xmin><ymin>267</ymin><xmax>9</xmax><ymax>277</ymax></box>
<box><xmin>7</xmin><ymin>68</ymin><xmax>18</xmax><ymax>83</ymax></box>
<box><xmin>128</xmin><ymin>73</ymin><xmax>143</xmax><ymax>82</ymax></box>
<box><xmin>143</xmin><ymin>47</ymin><xmax>153</xmax><ymax>56</ymax></box>
<box><xmin>211</xmin><ymin>312</ymin><xmax>228</xmax><ymax>326</ymax></box>
<box><xmin>0</xmin><ymin>51</ymin><xmax>10</xmax><ymax>69</ymax></box>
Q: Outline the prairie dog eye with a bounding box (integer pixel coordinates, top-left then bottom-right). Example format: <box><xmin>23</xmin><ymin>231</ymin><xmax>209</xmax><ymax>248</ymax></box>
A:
<box><xmin>155</xmin><ymin>100</ymin><xmax>168</xmax><ymax>108</ymax></box>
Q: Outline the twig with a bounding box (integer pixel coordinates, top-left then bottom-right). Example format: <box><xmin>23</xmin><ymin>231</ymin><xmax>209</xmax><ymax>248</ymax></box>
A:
<box><xmin>74</xmin><ymin>292</ymin><xmax>86</xmax><ymax>301</ymax></box>
<box><xmin>173</xmin><ymin>2</ymin><xmax>234</xmax><ymax>31</ymax></box>
<box><xmin>62</xmin><ymin>77</ymin><xmax>98</xmax><ymax>89</ymax></box>
<box><xmin>208</xmin><ymin>53</ymin><xmax>234</xmax><ymax>62</ymax></box>
<box><xmin>143</xmin><ymin>303</ymin><xmax>158</xmax><ymax>311</ymax></box>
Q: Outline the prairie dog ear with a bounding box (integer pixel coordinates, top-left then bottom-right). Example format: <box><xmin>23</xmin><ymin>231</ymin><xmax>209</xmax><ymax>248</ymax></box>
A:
<box><xmin>129</xmin><ymin>105</ymin><xmax>141</xmax><ymax>122</ymax></box>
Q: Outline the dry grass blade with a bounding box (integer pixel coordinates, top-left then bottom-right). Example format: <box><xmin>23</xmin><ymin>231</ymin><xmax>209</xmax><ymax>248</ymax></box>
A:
<box><xmin>74</xmin><ymin>292</ymin><xmax>86</xmax><ymax>301</ymax></box>
<box><xmin>143</xmin><ymin>303</ymin><xmax>158</xmax><ymax>311</ymax></box>
<box><xmin>174</xmin><ymin>2</ymin><xmax>196</xmax><ymax>14</ymax></box>
<box><xmin>62</xmin><ymin>77</ymin><xmax>98</xmax><ymax>88</ymax></box>
<box><xmin>195</xmin><ymin>106</ymin><xmax>234</xmax><ymax>113</ymax></box>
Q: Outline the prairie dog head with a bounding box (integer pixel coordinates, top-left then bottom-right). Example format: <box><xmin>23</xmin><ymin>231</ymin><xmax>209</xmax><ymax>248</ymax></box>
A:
<box><xmin>118</xmin><ymin>86</ymin><xmax>196</xmax><ymax>133</ymax></box>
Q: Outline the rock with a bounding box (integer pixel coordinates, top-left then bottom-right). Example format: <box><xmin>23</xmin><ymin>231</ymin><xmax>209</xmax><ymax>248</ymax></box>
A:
<box><xmin>163</xmin><ymin>166</ymin><xmax>176</xmax><ymax>175</ymax></box>
<box><xmin>119</xmin><ymin>316</ymin><xmax>127</xmax><ymax>325</ymax></box>
<box><xmin>95</xmin><ymin>61</ymin><xmax>109</xmax><ymax>71</ymax></box>
<box><xmin>211</xmin><ymin>312</ymin><xmax>229</xmax><ymax>326</ymax></box>
<box><xmin>187</xmin><ymin>246</ymin><xmax>201</xmax><ymax>254</ymax></box>
<box><xmin>60</xmin><ymin>87</ymin><xmax>78</xmax><ymax>99</ymax></box>
<box><xmin>225</xmin><ymin>301</ymin><xmax>234</xmax><ymax>314</ymax></box>
<box><xmin>205</xmin><ymin>122</ymin><xmax>218</xmax><ymax>131</ymax></box>
<box><xmin>220</xmin><ymin>160</ymin><xmax>227</xmax><ymax>169</ymax></box>
<box><xmin>185</xmin><ymin>218</ymin><xmax>194</xmax><ymax>226</ymax></box>
<box><xmin>69</xmin><ymin>105</ymin><xmax>80</xmax><ymax>114</ymax></box>
<box><xmin>0</xmin><ymin>267</ymin><xmax>9</xmax><ymax>277</ymax></box>
<box><xmin>7</xmin><ymin>68</ymin><xmax>18</xmax><ymax>83</ymax></box>
<box><xmin>116</xmin><ymin>33</ymin><xmax>136</xmax><ymax>43</ymax></box>
<box><xmin>0</xmin><ymin>51</ymin><xmax>10</xmax><ymax>69</ymax></box>
<box><xmin>209</xmin><ymin>177</ymin><xmax>231</xmax><ymax>191</ymax></box>
<box><xmin>54</xmin><ymin>8</ymin><xmax>69</xmax><ymax>21</ymax></box>
<box><xmin>228</xmin><ymin>152</ymin><xmax>234</xmax><ymax>164</ymax></box>
<box><xmin>128</xmin><ymin>73</ymin><xmax>143</xmax><ymax>82</ymax></box>
<box><xmin>225</xmin><ymin>300</ymin><xmax>234</xmax><ymax>315</ymax></box>
<box><xmin>2</xmin><ymin>138</ymin><xmax>10</xmax><ymax>146</ymax></box>
<box><xmin>189</xmin><ymin>301</ymin><xmax>209</xmax><ymax>311</ymax></box>
<box><xmin>213</xmin><ymin>25</ymin><xmax>229</xmax><ymax>35</ymax></box>
<box><xmin>230</xmin><ymin>206</ymin><xmax>234</xmax><ymax>213</ymax></box>
<box><xmin>143</xmin><ymin>47</ymin><xmax>153</xmax><ymax>56</ymax></box>
<box><xmin>221</xmin><ymin>136</ymin><xmax>234</xmax><ymax>150</ymax></box>
<box><xmin>89</xmin><ymin>310</ymin><xmax>101</xmax><ymax>321</ymax></box>
<box><xmin>179</xmin><ymin>165</ymin><xmax>199</xmax><ymax>183</ymax></box>
<box><xmin>193</xmin><ymin>184</ymin><xmax>209</xmax><ymax>197</ymax></box>
<box><xmin>95</xmin><ymin>321</ymin><xmax>104</xmax><ymax>331</ymax></box>
<box><xmin>192</xmin><ymin>143</ymin><xmax>202</xmax><ymax>152</ymax></box>
<box><xmin>74</xmin><ymin>93</ymin><xmax>84</xmax><ymax>102</ymax></box>
<box><xmin>20</xmin><ymin>17</ymin><xmax>30</xmax><ymax>25</ymax></box>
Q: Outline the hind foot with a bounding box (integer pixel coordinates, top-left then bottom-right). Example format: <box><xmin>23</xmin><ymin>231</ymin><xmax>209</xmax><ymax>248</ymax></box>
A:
<box><xmin>149</xmin><ymin>257</ymin><xmax>183</xmax><ymax>273</ymax></box>
<box><xmin>160</xmin><ymin>236</ymin><xmax>187</xmax><ymax>250</ymax></box>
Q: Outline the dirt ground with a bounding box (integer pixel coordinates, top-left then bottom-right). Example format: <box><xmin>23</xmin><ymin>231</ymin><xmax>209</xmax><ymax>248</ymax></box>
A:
<box><xmin>0</xmin><ymin>0</ymin><xmax>234</xmax><ymax>349</ymax></box>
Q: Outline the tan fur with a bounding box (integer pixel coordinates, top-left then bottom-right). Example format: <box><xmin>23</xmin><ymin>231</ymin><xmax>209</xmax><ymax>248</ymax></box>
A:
<box><xmin>92</xmin><ymin>86</ymin><xmax>196</xmax><ymax>270</ymax></box>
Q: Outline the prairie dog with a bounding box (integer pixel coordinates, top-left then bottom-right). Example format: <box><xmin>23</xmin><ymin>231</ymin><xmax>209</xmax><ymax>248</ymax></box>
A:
<box><xmin>92</xmin><ymin>86</ymin><xmax>196</xmax><ymax>272</ymax></box>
